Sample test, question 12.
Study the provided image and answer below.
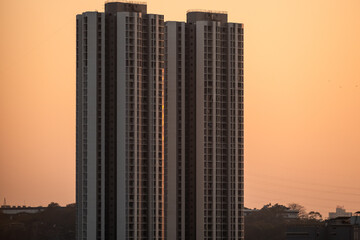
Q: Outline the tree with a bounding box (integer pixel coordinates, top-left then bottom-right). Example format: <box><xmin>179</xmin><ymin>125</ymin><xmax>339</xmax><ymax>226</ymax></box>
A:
<box><xmin>288</xmin><ymin>203</ymin><xmax>307</xmax><ymax>219</ymax></box>
<box><xmin>245</xmin><ymin>203</ymin><xmax>289</xmax><ymax>240</ymax></box>
<box><xmin>245</xmin><ymin>203</ymin><xmax>324</xmax><ymax>240</ymax></box>
<box><xmin>308</xmin><ymin>211</ymin><xmax>322</xmax><ymax>221</ymax></box>
<box><xmin>47</xmin><ymin>202</ymin><xmax>60</xmax><ymax>208</ymax></box>
<box><xmin>0</xmin><ymin>205</ymin><xmax>75</xmax><ymax>240</ymax></box>
<box><xmin>66</xmin><ymin>203</ymin><xmax>76</xmax><ymax>208</ymax></box>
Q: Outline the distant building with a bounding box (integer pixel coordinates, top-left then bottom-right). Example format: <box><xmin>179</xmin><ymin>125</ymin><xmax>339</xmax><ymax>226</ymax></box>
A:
<box><xmin>243</xmin><ymin>207</ymin><xmax>255</xmax><ymax>216</ymax></box>
<box><xmin>326</xmin><ymin>217</ymin><xmax>358</xmax><ymax>240</ymax></box>
<box><xmin>244</xmin><ymin>207</ymin><xmax>299</xmax><ymax>219</ymax></box>
<box><xmin>351</xmin><ymin>212</ymin><xmax>360</xmax><ymax>225</ymax></box>
<box><xmin>286</xmin><ymin>226</ymin><xmax>326</xmax><ymax>240</ymax></box>
<box><xmin>286</xmin><ymin>216</ymin><xmax>360</xmax><ymax>240</ymax></box>
<box><xmin>0</xmin><ymin>206</ymin><xmax>45</xmax><ymax>215</ymax></box>
<box><xmin>1</xmin><ymin>198</ymin><xmax>10</xmax><ymax>208</ymax></box>
<box><xmin>284</xmin><ymin>209</ymin><xmax>301</xmax><ymax>219</ymax></box>
<box><xmin>329</xmin><ymin>206</ymin><xmax>352</xmax><ymax>219</ymax></box>
<box><xmin>76</xmin><ymin>1</ymin><xmax>244</xmax><ymax>240</ymax></box>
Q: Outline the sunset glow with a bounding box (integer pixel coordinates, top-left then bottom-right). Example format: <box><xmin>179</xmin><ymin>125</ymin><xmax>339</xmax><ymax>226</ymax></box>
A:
<box><xmin>0</xmin><ymin>0</ymin><xmax>359</xmax><ymax>217</ymax></box>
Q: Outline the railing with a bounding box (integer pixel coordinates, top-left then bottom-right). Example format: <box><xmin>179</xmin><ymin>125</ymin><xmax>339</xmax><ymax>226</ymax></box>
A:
<box><xmin>105</xmin><ymin>0</ymin><xmax>147</xmax><ymax>5</ymax></box>
<box><xmin>187</xmin><ymin>9</ymin><xmax>227</xmax><ymax>14</ymax></box>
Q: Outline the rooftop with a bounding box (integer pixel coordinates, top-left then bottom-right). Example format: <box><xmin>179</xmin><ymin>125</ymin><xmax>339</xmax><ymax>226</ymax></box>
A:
<box><xmin>105</xmin><ymin>1</ymin><xmax>147</xmax><ymax>14</ymax></box>
<box><xmin>105</xmin><ymin>0</ymin><xmax>146</xmax><ymax>5</ymax></box>
<box><xmin>187</xmin><ymin>11</ymin><xmax>228</xmax><ymax>24</ymax></box>
<box><xmin>187</xmin><ymin>9</ymin><xmax>227</xmax><ymax>14</ymax></box>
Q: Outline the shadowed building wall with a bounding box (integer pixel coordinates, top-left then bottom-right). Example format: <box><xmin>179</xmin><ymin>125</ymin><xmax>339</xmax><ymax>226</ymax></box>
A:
<box><xmin>77</xmin><ymin>3</ymin><xmax>243</xmax><ymax>240</ymax></box>
<box><xmin>76</xmin><ymin>2</ymin><xmax>165</xmax><ymax>239</ymax></box>
<box><xmin>165</xmin><ymin>11</ymin><xmax>244</xmax><ymax>240</ymax></box>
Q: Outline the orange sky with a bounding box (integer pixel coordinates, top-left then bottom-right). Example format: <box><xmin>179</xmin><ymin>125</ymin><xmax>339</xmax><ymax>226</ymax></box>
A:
<box><xmin>0</xmin><ymin>0</ymin><xmax>359</xmax><ymax>217</ymax></box>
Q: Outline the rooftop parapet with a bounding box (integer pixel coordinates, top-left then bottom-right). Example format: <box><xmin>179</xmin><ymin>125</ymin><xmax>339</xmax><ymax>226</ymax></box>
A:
<box><xmin>187</xmin><ymin>10</ymin><xmax>228</xmax><ymax>23</ymax></box>
<box><xmin>105</xmin><ymin>1</ymin><xmax>147</xmax><ymax>14</ymax></box>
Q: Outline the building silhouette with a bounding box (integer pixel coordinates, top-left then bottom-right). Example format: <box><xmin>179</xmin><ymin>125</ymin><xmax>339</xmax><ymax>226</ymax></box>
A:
<box><xmin>165</xmin><ymin>12</ymin><xmax>244</xmax><ymax>240</ymax></box>
<box><xmin>77</xmin><ymin>2</ymin><xmax>165</xmax><ymax>239</ymax></box>
<box><xmin>286</xmin><ymin>216</ymin><xmax>360</xmax><ymax>240</ymax></box>
<box><xmin>329</xmin><ymin>206</ymin><xmax>353</xmax><ymax>219</ymax></box>
<box><xmin>76</xmin><ymin>2</ymin><xmax>243</xmax><ymax>239</ymax></box>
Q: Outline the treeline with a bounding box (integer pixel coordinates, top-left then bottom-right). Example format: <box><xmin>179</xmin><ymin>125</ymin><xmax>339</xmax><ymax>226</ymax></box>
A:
<box><xmin>1</xmin><ymin>202</ymin><xmax>321</xmax><ymax>240</ymax></box>
<box><xmin>0</xmin><ymin>203</ymin><xmax>75</xmax><ymax>240</ymax></box>
<box><xmin>245</xmin><ymin>203</ymin><xmax>323</xmax><ymax>240</ymax></box>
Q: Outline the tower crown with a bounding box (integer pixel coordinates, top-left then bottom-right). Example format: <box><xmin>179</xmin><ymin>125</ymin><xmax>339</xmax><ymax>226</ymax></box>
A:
<box><xmin>187</xmin><ymin>10</ymin><xmax>228</xmax><ymax>23</ymax></box>
<box><xmin>105</xmin><ymin>1</ymin><xmax>147</xmax><ymax>14</ymax></box>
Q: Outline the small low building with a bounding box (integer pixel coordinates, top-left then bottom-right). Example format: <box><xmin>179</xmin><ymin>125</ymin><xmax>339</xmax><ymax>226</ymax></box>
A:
<box><xmin>0</xmin><ymin>206</ymin><xmax>45</xmax><ymax>215</ymax></box>
<box><xmin>329</xmin><ymin>207</ymin><xmax>352</xmax><ymax>219</ymax></box>
<box><xmin>286</xmin><ymin>226</ymin><xmax>326</xmax><ymax>240</ymax></box>
<box><xmin>286</xmin><ymin>216</ymin><xmax>360</xmax><ymax>240</ymax></box>
<box><xmin>245</xmin><ymin>206</ymin><xmax>299</xmax><ymax>219</ymax></box>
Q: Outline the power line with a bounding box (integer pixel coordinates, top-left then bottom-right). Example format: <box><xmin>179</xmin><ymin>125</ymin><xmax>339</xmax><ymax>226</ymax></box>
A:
<box><xmin>245</xmin><ymin>170</ymin><xmax>360</xmax><ymax>191</ymax></box>
<box><xmin>246</xmin><ymin>183</ymin><xmax>360</xmax><ymax>204</ymax></box>
<box><xmin>246</xmin><ymin>174</ymin><xmax>360</xmax><ymax>197</ymax></box>
<box><xmin>245</xmin><ymin>191</ymin><xmax>359</xmax><ymax>212</ymax></box>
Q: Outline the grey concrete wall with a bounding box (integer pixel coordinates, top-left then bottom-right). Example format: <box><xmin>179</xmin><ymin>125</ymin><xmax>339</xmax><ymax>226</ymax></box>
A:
<box><xmin>165</xmin><ymin>21</ymin><xmax>178</xmax><ymax>240</ymax></box>
<box><xmin>196</xmin><ymin>21</ymin><xmax>205</xmax><ymax>240</ymax></box>
<box><xmin>116</xmin><ymin>12</ymin><xmax>127</xmax><ymax>240</ymax></box>
<box><xmin>86</xmin><ymin>12</ymin><xmax>99</xmax><ymax>240</ymax></box>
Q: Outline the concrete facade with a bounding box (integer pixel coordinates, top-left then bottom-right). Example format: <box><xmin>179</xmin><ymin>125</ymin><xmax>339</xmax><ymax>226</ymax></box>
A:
<box><xmin>77</xmin><ymin>3</ymin><xmax>244</xmax><ymax>240</ymax></box>
<box><xmin>329</xmin><ymin>207</ymin><xmax>353</xmax><ymax>219</ymax></box>
<box><xmin>165</xmin><ymin>11</ymin><xmax>244</xmax><ymax>240</ymax></box>
<box><xmin>286</xmin><ymin>217</ymin><xmax>360</xmax><ymax>240</ymax></box>
<box><xmin>77</xmin><ymin>2</ymin><xmax>165</xmax><ymax>240</ymax></box>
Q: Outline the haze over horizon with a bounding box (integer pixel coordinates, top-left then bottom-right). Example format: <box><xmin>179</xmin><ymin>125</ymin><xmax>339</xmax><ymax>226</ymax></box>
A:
<box><xmin>0</xmin><ymin>0</ymin><xmax>359</xmax><ymax>218</ymax></box>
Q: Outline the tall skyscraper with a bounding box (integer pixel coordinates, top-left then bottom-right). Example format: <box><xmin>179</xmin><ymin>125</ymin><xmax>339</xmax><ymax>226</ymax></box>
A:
<box><xmin>165</xmin><ymin>12</ymin><xmax>244</xmax><ymax>240</ymax></box>
<box><xmin>77</xmin><ymin>2</ymin><xmax>243</xmax><ymax>240</ymax></box>
<box><xmin>76</xmin><ymin>2</ymin><xmax>165</xmax><ymax>240</ymax></box>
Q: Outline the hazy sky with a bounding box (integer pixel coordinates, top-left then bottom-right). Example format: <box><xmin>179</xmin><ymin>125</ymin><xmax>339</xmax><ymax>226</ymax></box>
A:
<box><xmin>0</xmin><ymin>0</ymin><xmax>359</xmax><ymax>217</ymax></box>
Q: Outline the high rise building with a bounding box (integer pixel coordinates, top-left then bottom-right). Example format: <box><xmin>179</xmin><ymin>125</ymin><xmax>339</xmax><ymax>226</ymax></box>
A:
<box><xmin>76</xmin><ymin>2</ymin><xmax>165</xmax><ymax>240</ymax></box>
<box><xmin>165</xmin><ymin>12</ymin><xmax>244</xmax><ymax>240</ymax></box>
<box><xmin>77</xmin><ymin>2</ymin><xmax>243</xmax><ymax>240</ymax></box>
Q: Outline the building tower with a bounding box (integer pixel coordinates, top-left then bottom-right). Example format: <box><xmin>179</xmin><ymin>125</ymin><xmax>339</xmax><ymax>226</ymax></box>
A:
<box><xmin>165</xmin><ymin>11</ymin><xmax>244</xmax><ymax>240</ymax></box>
<box><xmin>76</xmin><ymin>2</ymin><xmax>165</xmax><ymax>240</ymax></box>
<box><xmin>77</xmin><ymin>2</ymin><xmax>243</xmax><ymax>240</ymax></box>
